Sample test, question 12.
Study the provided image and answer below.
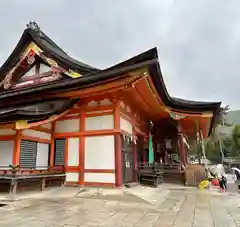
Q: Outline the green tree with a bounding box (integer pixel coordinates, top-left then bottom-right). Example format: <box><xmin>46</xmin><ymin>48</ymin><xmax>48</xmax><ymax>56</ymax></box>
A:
<box><xmin>204</xmin><ymin>134</ymin><xmax>221</xmax><ymax>163</ymax></box>
<box><xmin>217</xmin><ymin>105</ymin><xmax>230</xmax><ymax>125</ymax></box>
<box><xmin>189</xmin><ymin>105</ymin><xmax>231</xmax><ymax>163</ymax></box>
<box><xmin>231</xmin><ymin>124</ymin><xmax>240</xmax><ymax>156</ymax></box>
<box><xmin>207</xmin><ymin>105</ymin><xmax>231</xmax><ymax>162</ymax></box>
<box><xmin>199</xmin><ymin>105</ymin><xmax>230</xmax><ymax>163</ymax></box>
<box><xmin>222</xmin><ymin>136</ymin><xmax>234</xmax><ymax>157</ymax></box>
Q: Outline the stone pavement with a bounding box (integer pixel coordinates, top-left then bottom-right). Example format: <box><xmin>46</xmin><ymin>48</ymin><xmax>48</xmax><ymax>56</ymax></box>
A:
<box><xmin>0</xmin><ymin>185</ymin><xmax>240</xmax><ymax>226</ymax></box>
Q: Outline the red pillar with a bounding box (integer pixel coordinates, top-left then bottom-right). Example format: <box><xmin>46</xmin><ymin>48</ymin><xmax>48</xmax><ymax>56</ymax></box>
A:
<box><xmin>49</xmin><ymin>122</ymin><xmax>55</xmax><ymax>169</ymax></box>
<box><xmin>79</xmin><ymin>111</ymin><xmax>85</xmax><ymax>186</ymax></box>
<box><xmin>12</xmin><ymin>130</ymin><xmax>21</xmax><ymax>165</ymax></box>
<box><xmin>178</xmin><ymin>133</ymin><xmax>186</xmax><ymax>166</ymax></box>
<box><xmin>114</xmin><ymin>101</ymin><xmax>122</xmax><ymax>187</ymax></box>
<box><xmin>177</xmin><ymin>121</ymin><xmax>187</xmax><ymax>167</ymax></box>
<box><xmin>132</xmin><ymin>132</ymin><xmax>138</xmax><ymax>182</ymax></box>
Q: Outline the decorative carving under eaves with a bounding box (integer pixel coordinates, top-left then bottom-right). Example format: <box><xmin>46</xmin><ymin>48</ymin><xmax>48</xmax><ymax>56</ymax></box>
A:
<box><xmin>23</xmin><ymin>42</ymin><xmax>82</xmax><ymax>79</ymax></box>
<box><xmin>0</xmin><ymin>50</ymin><xmax>36</xmax><ymax>89</ymax></box>
<box><xmin>0</xmin><ymin>65</ymin><xmax>17</xmax><ymax>89</ymax></box>
<box><xmin>119</xmin><ymin>101</ymin><xmax>125</xmax><ymax>108</ymax></box>
<box><xmin>3</xmin><ymin>73</ymin><xmax>12</xmax><ymax>89</ymax></box>
<box><xmin>88</xmin><ymin>100</ymin><xmax>98</xmax><ymax>107</ymax></box>
<box><xmin>26</xmin><ymin>54</ymin><xmax>35</xmax><ymax>65</ymax></box>
<box><xmin>1</xmin><ymin>41</ymin><xmax>85</xmax><ymax>90</ymax></box>
<box><xmin>168</xmin><ymin>111</ymin><xmax>186</xmax><ymax>120</ymax></box>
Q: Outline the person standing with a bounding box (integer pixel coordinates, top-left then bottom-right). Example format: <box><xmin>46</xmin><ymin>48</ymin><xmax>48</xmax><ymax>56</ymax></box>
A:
<box><xmin>218</xmin><ymin>174</ymin><xmax>227</xmax><ymax>192</ymax></box>
<box><xmin>221</xmin><ymin>174</ymin><xmax>227</xmax><ymax>191</ymax></box>
<box><xmin>218</xmin><ymin>176</ymin><xmax>224</xmax><ymax>192</ymax></box>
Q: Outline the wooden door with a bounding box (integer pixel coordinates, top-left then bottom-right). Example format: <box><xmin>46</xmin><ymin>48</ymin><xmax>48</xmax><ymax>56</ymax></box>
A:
<box><xmin>123</xmin><ymin>151</ymin><xmax>134</xmax><ymax>183</ymax></box>
<box><xmin>121</xmin><ymin>135</ymin><xmax>135</xmax><ymax>183</ymax></box>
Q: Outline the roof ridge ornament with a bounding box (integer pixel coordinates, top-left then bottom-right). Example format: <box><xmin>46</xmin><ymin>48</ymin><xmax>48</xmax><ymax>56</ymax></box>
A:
<box><xmin>26</xmin><ymin>21</ymin><xmax>40</xmax><ymax>32</ymax></box>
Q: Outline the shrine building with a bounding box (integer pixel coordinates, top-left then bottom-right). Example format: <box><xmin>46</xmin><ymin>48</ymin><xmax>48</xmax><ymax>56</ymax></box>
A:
<box><xmin>0</xmin><ymin>22</ymin><xmax>221</xmax><ymax>189</ymax></box>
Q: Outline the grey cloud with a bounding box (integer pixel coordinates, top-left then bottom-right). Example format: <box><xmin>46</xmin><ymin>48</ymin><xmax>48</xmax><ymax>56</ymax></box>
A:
<box><xmin>0</xmin><ymin>0</ymin><xmax>238</xmax><ymax>109</ymax></box>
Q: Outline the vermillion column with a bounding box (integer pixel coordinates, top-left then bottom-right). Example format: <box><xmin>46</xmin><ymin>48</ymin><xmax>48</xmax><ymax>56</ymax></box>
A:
<box><xmin>79</xmin><ymin>111</ymin><xmax>85</xmax><ymax>186</ymax></box>
<box><xmin>178</xmin><ymin>133</ymin><xmax>186</xmax><ymax>166</ymax></box>
<box><xmin>49</xmin><ymin>122</ymin><xmax>56</xmax><ymax>169</ymax></box>
<box><xmin>132</xmin><ymin>128</ymin><xmax>138</xmax><ymax>182</ymax></box>
<box><xmin>114</xmin><ymin>100</ymin><xmax>122</xmax><ymax>187</ymax></box>
<box><xmin>177</xmin><ymin>122</ymin><xmax>186</xmax><ymax>167</ymax></box>
<box><xmin>12</xmin><ymin>130</ymin><xmax>21</xmax><ymax>165</ymax></box>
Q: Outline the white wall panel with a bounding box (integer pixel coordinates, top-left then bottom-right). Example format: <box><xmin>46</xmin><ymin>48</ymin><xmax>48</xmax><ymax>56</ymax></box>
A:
<box><xmin>55</xmin><ymin>119</ymin><xmax>80</xmax><ymax>133</ymax></box>
<box><xmin>0</xmin><ymin>129</ymin><xmax>16</xmax><ymax>135</ymax></box>
<box><xmin>67</xmin><ymin>138</ymin><xmax>79</xmax><ymax>166</ymax></box>
<box><xmin>22</xmin><ymin>129</ymin><xmax>51</xmax><ymax>140</ymax></box>
<box><xmin>84</xmin><ymin>173</ymin><xmax>115</xmax><ymax>183</ymax></box>
<box><xmin>41</xmin><ymin>123</ymin><xmax>52</xmax><ymax>129</ymax></box>
<box><xmin>66</xmin><ymin>172</ymin><xmax>79</xmax><ymax>182</ymax></box>
<box><xmin>120</xmin><ymin>117</ymin><xmax>132</xmax><ymax>134</ymax></box>
<box><xmin>0</xmin><ymin>141</ymin><xmax>14</xmax><ymax>168</ymax></box>
<box><xmin>85</xmin><ymin>115</ymin><xmax>114</xmax><ymax>131</ymax></box>
<box><xmin>85</xmin><ymin>135</ymin><xmax>115</xmax><ymax>169</ymax></box>
<box><xmin>36</xmin><ymin>143</ymin><xmax>49</xmax><ymax>169</ymax></box>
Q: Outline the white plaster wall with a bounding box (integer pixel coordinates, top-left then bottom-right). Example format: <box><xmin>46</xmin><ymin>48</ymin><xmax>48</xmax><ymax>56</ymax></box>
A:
<box><xmin>67</xmin><ymin>138</ymin><xmax>79</xmax><ymax>166</ymax></box>
<box><xmin>120</xmin><ymin>117</ymin><xmax>132</xmax><ymax>134</ymax></box>
<box><xmin>0</xmin><ymin>129</ymin><xmax>16</xmax><ymax>135</ymax></box>
<box><xmin>0</xmin><ymin>141</ymin><xmax>14</xmax><ymax>168</ymax></box>
<box><xmin>41</xmin><ymin>123</ymin><xmax>52</xmax><ymax>129</ymax></box>
<box><xmin>85</xmin><ymin>135</ymin><xmax>115</xmax><ymax>169</ymax></box>
<box><xmin>55</xmin><ymin>119</ymin><xmax>80</xmax><ymax>133</ymax></box>
<box><xmin>85</xmin><ymin>115</ymin><xmax>114</xmax><ymax>131</ymax></box>
<box><xmin>84</xmin><ymin>173</ymin><xmax>115</xmax><ymax>183</ymax></box>
<box><xmin>36</xmin><ymin>143</ymin><xmax>49</xmax><ymax>169</ymax></box>
<box><xmin>66</xmin><ymin>172</ymin><xmax>79</xmax><ymax>182</ymax></box>
<box><xmin>22</xmin><ymin>129</ymin><xmax>51</xmax><ymax>140</ymax></box>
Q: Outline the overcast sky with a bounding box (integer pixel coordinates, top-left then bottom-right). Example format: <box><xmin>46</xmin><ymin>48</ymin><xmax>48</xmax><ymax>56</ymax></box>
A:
<box><xmin>0</xmin><ymin>0</ymin><xmax>239</xmax><ymax>109</ymax></box>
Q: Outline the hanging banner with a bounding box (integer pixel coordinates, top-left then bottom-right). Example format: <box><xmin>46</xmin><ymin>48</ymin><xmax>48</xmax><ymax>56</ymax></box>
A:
<box><xmin>148</xmin><ymin>134</ymin><xmax>154</xmax><ymax>164</ymax></box>
<box><xmin>148</xmin><ymin>120</ymin><xmax>154</xmax><ymax>164</ymax></box>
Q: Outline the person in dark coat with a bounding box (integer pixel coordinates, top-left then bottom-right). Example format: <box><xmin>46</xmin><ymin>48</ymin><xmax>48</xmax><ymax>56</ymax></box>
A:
<box><xmin>221</xmin><ymin>175</ymin><xmax>227</xmax><ymax>191</ymax></box>
<box><xmin>219</xmin><ymin>174</ymin><xmax>227</xmax><ymax>192</ymax></box>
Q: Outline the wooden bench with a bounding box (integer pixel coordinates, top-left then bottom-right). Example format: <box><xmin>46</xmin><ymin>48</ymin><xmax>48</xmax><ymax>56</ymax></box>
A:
<box><xmin>0</xmin><ymin>173</ymin><xmax>66</xmax><ymax>195</ymax></box>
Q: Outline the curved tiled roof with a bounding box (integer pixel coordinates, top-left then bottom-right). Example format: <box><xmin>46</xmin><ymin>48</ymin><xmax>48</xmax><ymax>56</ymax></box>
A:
<box><xmin>0</xmin><ymin>23</ymin><xmax>100</xmax><ymax>81</ymax></box>
<box><xmin>0</xmin><ymin>22</ymin><xmax>221</xmax><ymax>120</ymax></box>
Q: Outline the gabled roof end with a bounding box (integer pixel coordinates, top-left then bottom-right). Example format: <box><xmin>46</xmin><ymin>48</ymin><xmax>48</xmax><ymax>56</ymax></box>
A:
<box><xmin>26</xmin><ymin>21</ymin><xmax>40</xmax><ymax>33</ymax></box>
